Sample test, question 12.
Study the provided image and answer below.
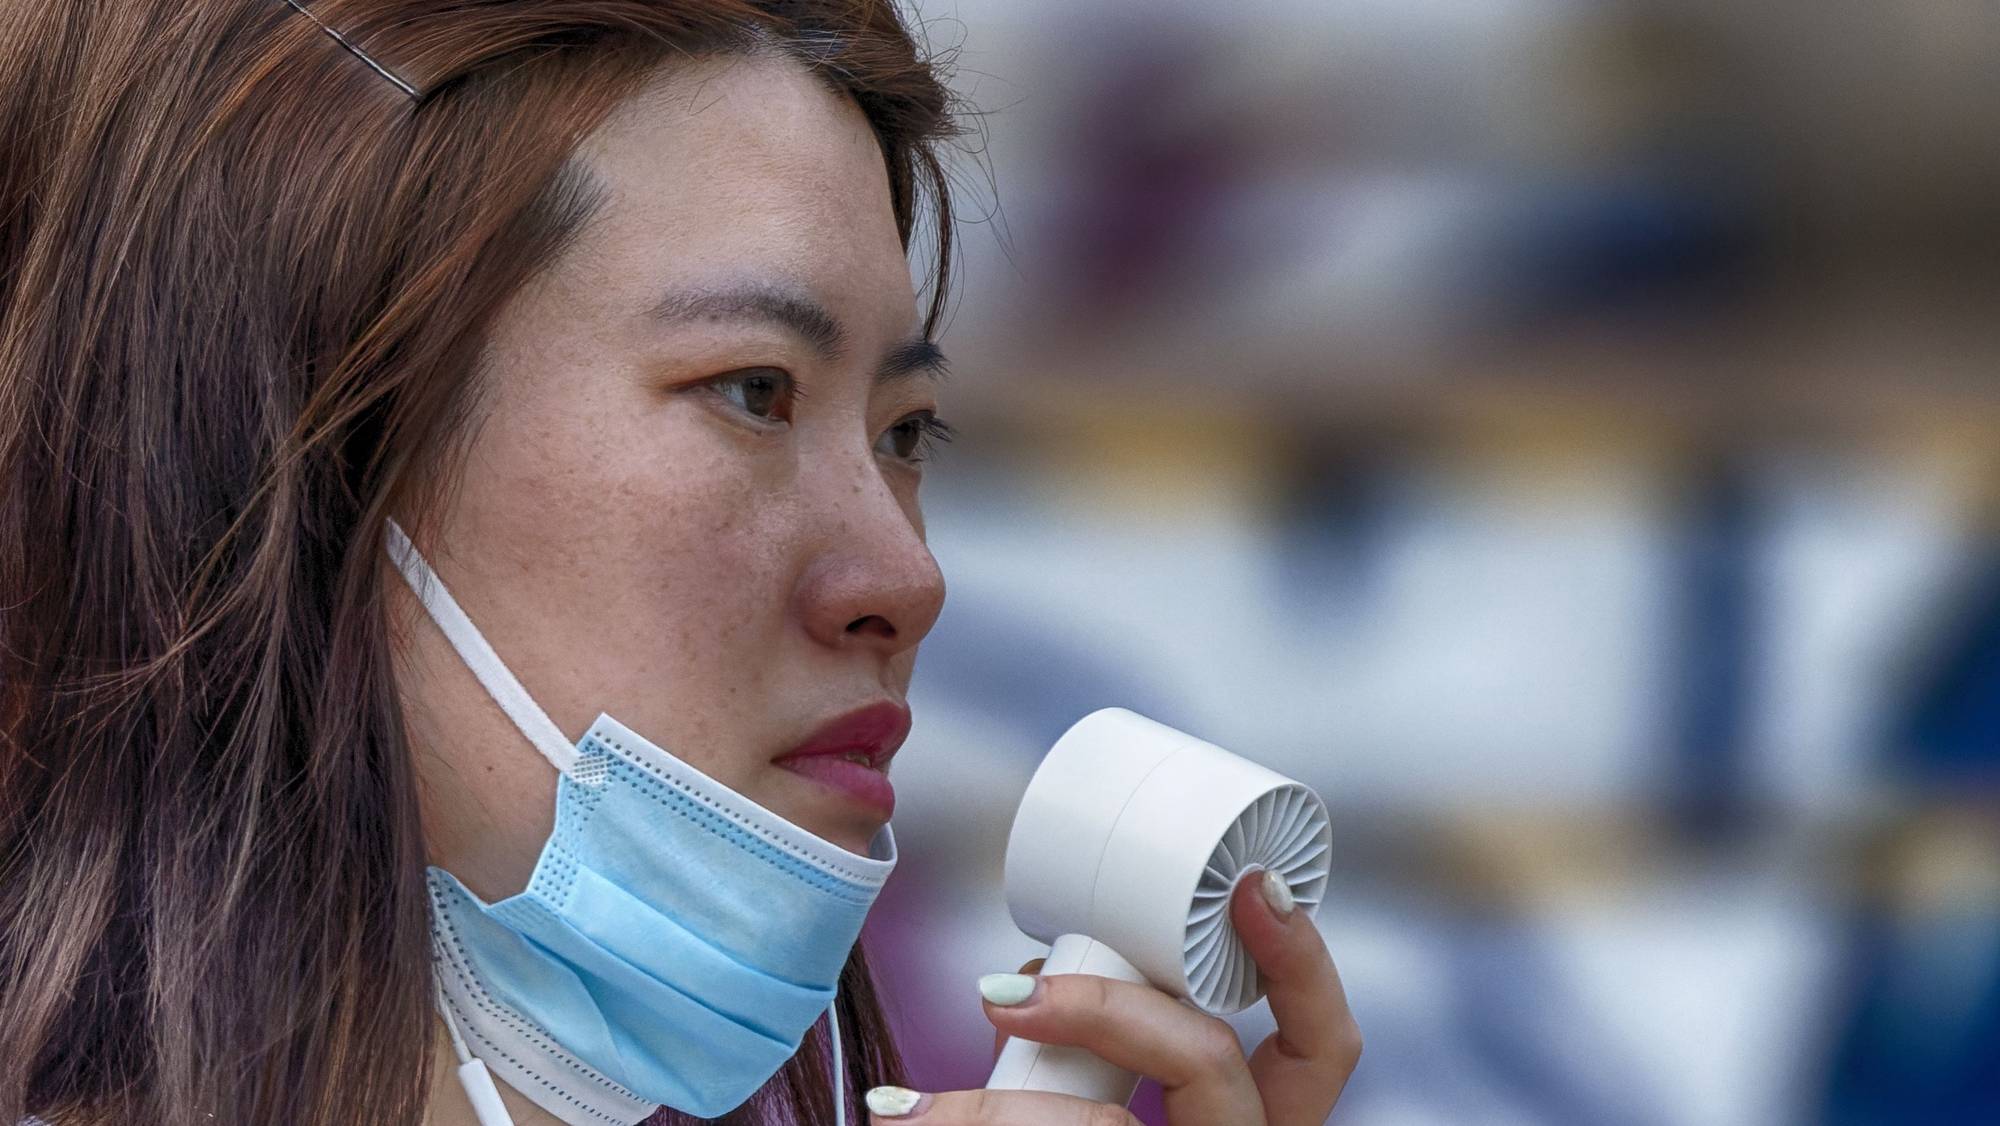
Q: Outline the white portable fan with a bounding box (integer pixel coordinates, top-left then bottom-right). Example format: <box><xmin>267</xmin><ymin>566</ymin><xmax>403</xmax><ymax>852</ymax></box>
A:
<box><xmin>986</xmin><ymin>708</ymin><xmax>1333</xmax><ymax>1106</ymax></box>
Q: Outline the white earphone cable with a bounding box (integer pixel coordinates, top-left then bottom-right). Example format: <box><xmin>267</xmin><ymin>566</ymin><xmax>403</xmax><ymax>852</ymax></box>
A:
<box><xmin>438</xmin><ymin>984</ymin><xmax>517</xmax><ymax>1126</ymax></box>
<box><xmin>829</xmin><ymin>985</ymin><xmax>847</xmax><ymax>1126</ymax></box>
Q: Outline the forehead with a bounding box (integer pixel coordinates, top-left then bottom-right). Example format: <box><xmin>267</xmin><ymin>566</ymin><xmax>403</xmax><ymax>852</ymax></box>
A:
<box><xmin>556</xmin><ymin>53</ymin><xmax>919</xmax><ymax>337</ymax></box>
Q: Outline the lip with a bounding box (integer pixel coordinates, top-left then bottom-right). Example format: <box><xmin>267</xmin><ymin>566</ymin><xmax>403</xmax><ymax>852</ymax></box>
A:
<box><xmin>772</xmin><ymin>701</ymin><xmax>910</xmax><ymax>818</ymax></box>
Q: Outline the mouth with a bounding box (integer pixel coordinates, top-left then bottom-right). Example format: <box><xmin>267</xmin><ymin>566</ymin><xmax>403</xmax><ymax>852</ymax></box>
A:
<box><xmin>771</xmin><ymin>700</ymin><xmax>910</xmax><ymax>819</ymax></box>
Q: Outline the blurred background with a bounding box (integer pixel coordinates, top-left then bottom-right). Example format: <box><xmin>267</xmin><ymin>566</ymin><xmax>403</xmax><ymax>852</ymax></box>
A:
<box><xmin>860</xmin><ymin>1</ymin><xmax>2000</xmax><ymax>1123</ymax></box>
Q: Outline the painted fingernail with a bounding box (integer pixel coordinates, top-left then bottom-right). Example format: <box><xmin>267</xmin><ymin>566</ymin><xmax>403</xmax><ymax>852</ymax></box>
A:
<box><xmin>978</xmin><ymin>971</ymin><xmax>1041</xmax><ymax>1006</ymax></box>
<box><xmin>1260</xmin><ymin>869</ymin><xmax>1296</xmax><ymax>917</ymax></box>
<box><xmin>865</xmin><ymin>1085</ymin><xmax>931</xmax><ymax>1117</ymax></box>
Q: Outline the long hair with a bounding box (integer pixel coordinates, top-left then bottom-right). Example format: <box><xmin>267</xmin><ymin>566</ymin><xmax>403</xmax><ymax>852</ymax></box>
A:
<box><xmin>0</xmin><ymin>2</ymin><xmax>958</xmax><ymax>1123</ymax></box>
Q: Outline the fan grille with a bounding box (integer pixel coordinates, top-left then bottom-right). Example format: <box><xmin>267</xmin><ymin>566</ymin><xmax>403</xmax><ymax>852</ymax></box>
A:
<box><xmin>1181</xmin><ymin>783</ymin><xmax>1331</xmax><ymax>1013</ymax></box>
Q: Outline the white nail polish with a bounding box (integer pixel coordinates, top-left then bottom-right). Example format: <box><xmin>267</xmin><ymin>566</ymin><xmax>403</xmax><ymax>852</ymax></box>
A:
<box><xmin>865</xmin><ymin>1085</ymin><xmax>924</xmax><ymax>1116</ymax></box>
<box><xmin>1260</xmin><ymin>869</ymin><xmax>1296</xmax><ymax>917</ymax></box>
<box><xmin>978</xmin><ymin>972</ymin><xmax>1038</xmax><ymax>1006</ymax></box>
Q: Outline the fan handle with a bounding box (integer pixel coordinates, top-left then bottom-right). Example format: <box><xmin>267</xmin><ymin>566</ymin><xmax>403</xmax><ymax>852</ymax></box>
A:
<box><xmin>986</xmin><ymin>932</ymin><xmax>1148</xmax><ymax>1106</ymax></box>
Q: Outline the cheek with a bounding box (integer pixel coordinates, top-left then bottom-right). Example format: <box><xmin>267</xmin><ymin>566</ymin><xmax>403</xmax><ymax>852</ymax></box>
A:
<box><xmin>616</xmin><ymin>472</ymin><xmax>792</xmax><ymax>670</ymax></box>
<box><xmin>467</xmin><ymin>365</ymin><xmax>792</xmax><ymax>589</ymax></box>
<box><xmin>585</xmin><ymin>429</ymin><xmax>799</xmax><ymax>621</ymax></box>
<box><xmin>446</xmin><ymin>381</ymin><xmax>806</xmax><ymax>755</ymax></box>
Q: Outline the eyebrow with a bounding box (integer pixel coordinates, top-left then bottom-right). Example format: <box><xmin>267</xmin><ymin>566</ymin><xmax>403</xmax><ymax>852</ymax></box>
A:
<box><xmin>648</xmin><ymin>284</ymin><xmax>949</xmax><ymax>386</ymax></box>
<box><xmin>880</xmin><ymin>336</ymin><xmax>950</xmax><ymax>386</ymax></box>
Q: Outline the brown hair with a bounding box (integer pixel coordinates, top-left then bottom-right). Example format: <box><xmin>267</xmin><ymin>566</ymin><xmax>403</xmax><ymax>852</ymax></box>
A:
<box><xmin>0</xmin><ymin>2</ymin><xmax>957</xmax><ymax>1123</ymax></box>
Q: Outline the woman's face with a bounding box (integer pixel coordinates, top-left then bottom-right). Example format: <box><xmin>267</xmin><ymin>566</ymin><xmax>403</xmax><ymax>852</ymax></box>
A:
<box><xmin>391</xmin><ymin>53</ymin><xmax>947</xmax><ymax>899</ymax></box>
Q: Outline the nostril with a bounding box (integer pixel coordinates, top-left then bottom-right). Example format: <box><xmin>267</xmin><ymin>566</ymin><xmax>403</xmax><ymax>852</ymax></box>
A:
<box><xmin>845</xmin><ymin>614</ymin><xmax>896</xmax><ymax>639</ymax></box>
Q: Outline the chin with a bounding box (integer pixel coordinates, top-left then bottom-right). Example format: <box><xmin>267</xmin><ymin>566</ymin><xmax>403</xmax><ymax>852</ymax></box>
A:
<box><xmin>816</xmin><ymin>832</ymin><xmax>864</xmax><ymax>858</ymax></box>
<box><xmin>801</xmin><ymin>813</ymin><xmax>880</xmax><ymax>857</ymax></box>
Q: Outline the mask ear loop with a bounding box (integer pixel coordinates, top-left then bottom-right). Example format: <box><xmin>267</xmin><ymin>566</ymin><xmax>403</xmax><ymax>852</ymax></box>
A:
<box><xmin>384</xmin><ymin>519</ymin><xmax>580</xmax><ymax>774</ymax></box>
<box><xmin>391</xmin><ymin>518</ymin><xmax>563</xmax><ymax>1123</ymax></box>
<box><xmin>438</xmin><ymin>984</ymin><xmax>517</xmax><ymax>1126</ymax></box>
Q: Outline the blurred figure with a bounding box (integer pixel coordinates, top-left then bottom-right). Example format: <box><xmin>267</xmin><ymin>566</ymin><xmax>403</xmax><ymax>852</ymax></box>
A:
<box><xmin>1821</xmin><ymin>560</ymin><xmax>2000</xmax><ymax>1124</ymax></box>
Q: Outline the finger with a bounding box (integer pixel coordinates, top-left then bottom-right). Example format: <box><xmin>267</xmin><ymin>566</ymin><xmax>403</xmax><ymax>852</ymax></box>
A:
<box><xmin>1229</xmin><ymin>867</ymin><xmax>1363</xmax><ymax>1125</ymax></box>
<box><xmin>865</xmin><ymin>1085</ymin><xmax>1141</xmax><ymax>1125</ymax></box>
<box><xmin>978</xmin><ymin>970</ymin><xmax>1264</xmax><ymax>1125</ymax></box>
<box><xmin>992</xmin><ymin>957</ymin><xmax>1047</xmax><ymax>1060</ymax></box>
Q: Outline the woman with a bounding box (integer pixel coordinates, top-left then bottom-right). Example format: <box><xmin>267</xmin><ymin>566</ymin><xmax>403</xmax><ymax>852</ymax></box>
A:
<box><xmin>0</xmin><ymin>2</ymin><xmax>1361</xmax><ymax>1124</ymax></box>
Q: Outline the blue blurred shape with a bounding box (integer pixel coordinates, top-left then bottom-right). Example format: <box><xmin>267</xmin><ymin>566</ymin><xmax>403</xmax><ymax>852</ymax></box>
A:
<box><xmin>1902</xmin><ymin>561</ymin><xmax>2000</xmax><ymax>776</ymax></box>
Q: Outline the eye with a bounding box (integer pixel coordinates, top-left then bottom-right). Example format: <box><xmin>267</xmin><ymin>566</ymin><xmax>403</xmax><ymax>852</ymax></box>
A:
<box><xmin>876</xmin><ymin>410</ymin><xmax>957</xmax><ymax>464</ymax></box>
<box><xmin>707</xmin><ymin>367</ymin><xmax>799</xmax><ymax>422</ymax></box>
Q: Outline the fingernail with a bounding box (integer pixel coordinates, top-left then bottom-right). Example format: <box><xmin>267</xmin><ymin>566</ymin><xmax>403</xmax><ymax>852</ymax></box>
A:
<box><xmin>865</xmin><ymin>1085</ymin><xmax>931</xmax><ymax>1117</ymax></box>
<box><xmin>1260</xmin><ymin>869</ymin><xmax>1296</xmax><ymax>917</ymax></box>
<box><xmin>978</xmin><ymin>971</ymin><xmax>1041</xmax><ymax>1006</ymax></box>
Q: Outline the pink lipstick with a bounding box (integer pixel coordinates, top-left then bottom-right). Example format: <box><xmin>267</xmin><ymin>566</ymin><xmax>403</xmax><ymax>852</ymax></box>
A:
<box><xmin>772</xmin><ymin>701</ymin><xmax>909</xmax><ymax>818</ymax></box>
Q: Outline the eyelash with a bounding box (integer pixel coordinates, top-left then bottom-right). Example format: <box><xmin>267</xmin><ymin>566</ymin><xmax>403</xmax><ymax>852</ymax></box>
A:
<box><xmin>706</xmin><ymin>367</ymin><xmax>805</xmax><ymax>420</ymax></box>
<box><xmin>886</xmin><ymin>412</ymin><xmax>957</xmax><ymax>464</ymax></box>
<box><xmin>703</xmin><ymin>368</ymin><xmax>956</xmax><ymax>466</ymax></box>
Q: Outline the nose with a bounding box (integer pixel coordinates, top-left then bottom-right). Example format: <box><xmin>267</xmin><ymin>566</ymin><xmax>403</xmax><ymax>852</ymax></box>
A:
<box><xmin>793</xmin><ymin>463</ymin><xmax>947</xmax><ymax>658</ymax></box>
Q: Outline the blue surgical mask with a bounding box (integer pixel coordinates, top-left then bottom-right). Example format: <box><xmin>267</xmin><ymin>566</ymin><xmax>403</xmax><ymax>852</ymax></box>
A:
<box><xmin>385</xmin><ymin>521</ymin><xmax>894</xmax><ymax>1125</ymax></box>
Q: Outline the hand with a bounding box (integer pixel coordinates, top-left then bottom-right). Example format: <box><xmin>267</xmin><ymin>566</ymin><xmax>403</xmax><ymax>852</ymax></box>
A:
<box><xmin>865</xmin><ymin>868</ymin><xmax>1361</xmax><ymax>1124</ymax></box>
